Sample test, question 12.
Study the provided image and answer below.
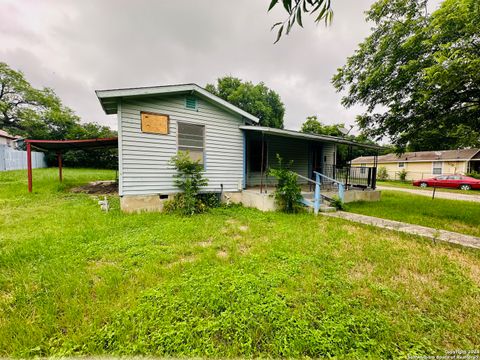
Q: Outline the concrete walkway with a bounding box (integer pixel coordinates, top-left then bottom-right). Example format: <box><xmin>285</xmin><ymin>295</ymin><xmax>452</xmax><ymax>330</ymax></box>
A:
<box><xmin>377</xmin><ymin>185</ymin><xmax>480</xmax><ymax>203</ymax></box>
<box><xmin>322</xmin><ymin>211</ymin><xmax>480</xmax><ymax>249</ymax></box>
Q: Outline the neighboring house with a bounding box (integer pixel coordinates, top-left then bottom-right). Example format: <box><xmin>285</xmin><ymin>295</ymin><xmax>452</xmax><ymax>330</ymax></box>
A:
<box><xmin>0</xmin><ymin>129</ymin><xmax>47</xmax><ymax>171</ymax></box>
<box><xmin>352</xmin><ymin>149</ymin><xmax>480</xmax><ymax>181</ymax></box>
<box><xmin>96</xmin><ymin>83</ymin><xmax>380</xmax><ymax>212</ymax></box>
<box><xmin>0</xmin><ymin>129</ymin><xmax>21</xmax><ymax>148</ymax></box>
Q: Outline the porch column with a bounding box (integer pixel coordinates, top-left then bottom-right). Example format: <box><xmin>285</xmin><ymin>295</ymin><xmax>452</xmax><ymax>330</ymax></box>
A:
<box><xmin>27</xmin><ymin>142</ymin><xmax>32</xmax><ymax>193</ymax></box>
<box><xmin>57</xmin><ymin>152</ymin><xmax>63</xmax><ymax>182</ymax></box>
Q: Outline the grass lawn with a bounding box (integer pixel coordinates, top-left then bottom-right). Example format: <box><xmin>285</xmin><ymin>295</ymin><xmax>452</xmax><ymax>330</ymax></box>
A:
<box><xmin>1</xmin><ymin>169</ymin><xmax>480</xmax><ymax>358</ymax></box>
<box><xmin>347</xmin><ymin>190</ymin><xmax>480</xmax><ymax>237</ymax></box>
<box><xmin>377</xmin><ymin>180</ymin><xmax>479</xmax><ymax>195</ymax></box>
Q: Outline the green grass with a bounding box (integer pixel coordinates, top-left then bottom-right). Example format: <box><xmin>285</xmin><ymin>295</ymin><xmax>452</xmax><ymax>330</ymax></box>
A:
<box><xmin>347</xmin><ymin>190</ymin><xmax>480</xmax><ymax>237</ymax></box>
<box><xmin>1</xmin><ymin>168</ymin><xmax>480</xmax><ymax>358</ymax></box>
<box><xmin>377</xmin><ymin>180</ymin><xmax>479</xmax><ymax>195</ymax></box>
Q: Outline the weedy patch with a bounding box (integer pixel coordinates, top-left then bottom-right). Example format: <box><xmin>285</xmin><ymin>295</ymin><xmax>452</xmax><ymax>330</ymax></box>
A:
<box><xmin>0</xmin><ymin>169</ymin><xmax>480</xmax><ymax>358</ymax></box>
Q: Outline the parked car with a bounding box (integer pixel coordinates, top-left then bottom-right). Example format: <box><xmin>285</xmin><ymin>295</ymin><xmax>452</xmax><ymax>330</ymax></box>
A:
<box><xmin>412</xmin><ymin>175</ymin><xmax>480</xmax><ymax>190</ymax></box>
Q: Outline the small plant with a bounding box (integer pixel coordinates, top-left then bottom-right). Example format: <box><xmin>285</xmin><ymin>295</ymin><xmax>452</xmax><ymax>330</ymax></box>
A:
<box><xmin>377</xmin><ymin>166</ymin><xmax>389</xmax><ymax>181</ymax></box>
<box><xmin>329</xmin><ymin>196</ymin><xmax>345</xmax><ymax>211</ymax></box>
<box><xmin>398</xmin><ymin>169</ymin><xmax>408</xmax><ymax>182</ymax></box>
<box><xmin>166</xmin><ymin>152</ymin><xmax>209</xmax><ymax>215</ymax></box>
<box><xmin>268</xmin><ymin>154</ymin><xmax>303</xmax><ymax>213</ymax></box>
<box><xmin>466</xmin><ymin>171</ymin><xmax>480</xmax><ymax>179</ymax></box>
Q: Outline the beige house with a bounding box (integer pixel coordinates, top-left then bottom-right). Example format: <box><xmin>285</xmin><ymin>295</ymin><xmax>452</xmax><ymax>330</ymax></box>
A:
<box><xmin>352</xmin><ymin>149</ymin><xmax>480</xmax><ymax>181</ymax></box>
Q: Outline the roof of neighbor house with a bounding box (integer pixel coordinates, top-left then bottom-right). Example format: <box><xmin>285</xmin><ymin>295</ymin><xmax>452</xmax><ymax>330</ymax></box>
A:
<box><xmin>0</xmin><ymin>129</ymin><xmax>21</xmax><ymax>140</ymax></box>
<box><xmin>352</xmin><ymin>149</ymin><xmax>480</xmax><ymax>164</ymax></box>
<box><xmin>95</xmin><ymin>83</ymin><xmax>260</xmax><ymax>123</ymax></box>
<box><xmin>239</xmin><ymin>126</ymin><xmax>384</xmax><ymax>150</ymax></box>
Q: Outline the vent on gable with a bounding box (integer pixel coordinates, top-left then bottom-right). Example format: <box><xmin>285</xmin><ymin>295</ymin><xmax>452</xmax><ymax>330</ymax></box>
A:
<box><xmin>185</xmin><ymin>96</ymin><xmax>197</xmax><ymax>110</ymax></box>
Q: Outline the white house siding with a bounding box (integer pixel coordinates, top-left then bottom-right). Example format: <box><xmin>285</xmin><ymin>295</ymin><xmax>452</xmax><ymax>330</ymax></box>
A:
<box><xmin>118</xmin><ymin>94</ymin><xmax>245</xmax><ymax>196</ymax></box>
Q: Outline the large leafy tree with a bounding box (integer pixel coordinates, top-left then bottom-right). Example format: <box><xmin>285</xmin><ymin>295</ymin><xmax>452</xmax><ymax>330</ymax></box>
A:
<box><xmin>0</xmin><ymin>62</ymin><xmax>80</xmax><ymax>139</ymax></box>
<box><xmin>0</xmin><ymin>62</ymin><xmax>117</xmax><ymax>167</ymax></box>
<box><xmin>332</xmin><ymin>0</ymin><xmax>480</xmax><ymax>151</ymax></box>
<box><xmin>206</xmin><ymin>76</ymin><xmax>285</xmax><ymax>128</ymax></box>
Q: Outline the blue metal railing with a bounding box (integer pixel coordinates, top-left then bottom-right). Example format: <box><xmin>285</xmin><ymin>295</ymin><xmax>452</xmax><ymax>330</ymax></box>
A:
<box><xmin>314</xmin><ymin>171</ymin><xmax>345</xmax><ymax>203</ymax></box>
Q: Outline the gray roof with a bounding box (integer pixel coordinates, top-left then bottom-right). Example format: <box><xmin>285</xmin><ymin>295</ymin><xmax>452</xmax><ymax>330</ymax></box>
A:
<box><xmin>95</xmin><ymin>83</ymin><xmax>259</xmax><ymax>123</ymax></box>
<box><xmin>352</xmin><ymin>149</ymin><xmax>480</xmax><ymax>164</ymax></box>
<box><xmin>240</xmin><ymin>126</ymin><xmax>384</xmax><ymax>149</ymax></box>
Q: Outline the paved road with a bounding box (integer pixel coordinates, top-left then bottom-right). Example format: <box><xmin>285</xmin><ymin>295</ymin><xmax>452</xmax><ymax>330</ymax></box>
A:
<box><xmin>323</xmin><ymin>211</ymin><xmax>480</xmax><ymax>249</ymax></box>
<box><xmin>377</xmin><ymin>186</ymin><xmax>480</xmax><ymax>203</ymax></box>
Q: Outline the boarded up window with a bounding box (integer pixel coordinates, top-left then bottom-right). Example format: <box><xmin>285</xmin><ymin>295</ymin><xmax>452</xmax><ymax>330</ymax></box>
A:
<box><xmin>178</xmin><ymin>122</ymin><xmax>204</xmax><ymax>164</ymax></box>
<box><xmin>141</xmin><ymin>112</ymin><xmax>169</xmax><ymax>134</ymax></box>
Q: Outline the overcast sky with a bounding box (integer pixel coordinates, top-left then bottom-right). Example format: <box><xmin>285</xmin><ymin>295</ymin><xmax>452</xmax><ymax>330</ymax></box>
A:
<box><xmin>0</xmin><ymin>0</ymin><xmax>440</xmax><ymax>132</ymax></box>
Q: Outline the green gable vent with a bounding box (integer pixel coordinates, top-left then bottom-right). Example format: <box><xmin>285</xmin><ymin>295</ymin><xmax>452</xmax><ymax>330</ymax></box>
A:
<box><xmin>185</xmin><ymin>96</ymin><xmax>197</xmax><ymax>110</ymax></box>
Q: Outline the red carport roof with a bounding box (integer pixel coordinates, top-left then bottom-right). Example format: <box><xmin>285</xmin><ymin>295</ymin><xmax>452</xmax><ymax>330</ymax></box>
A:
<box><xmin>25</xmin><ymin>138</ymin><xmax>118</xmax><ymax>152</ymax></box>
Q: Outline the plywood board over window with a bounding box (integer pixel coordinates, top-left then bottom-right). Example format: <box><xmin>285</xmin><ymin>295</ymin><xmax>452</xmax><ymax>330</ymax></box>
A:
<box><xmin>141</xmin><ymin>112</ymin><xmax>169</xmax><ymax>134</ymax></box>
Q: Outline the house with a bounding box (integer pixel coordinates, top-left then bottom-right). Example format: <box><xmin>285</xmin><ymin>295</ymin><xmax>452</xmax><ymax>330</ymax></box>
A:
<box><xmin>351</xmin><ymin>149</ymin><xmax>480</xmax><ymax>181</ymax></box>
<box><xmin>96</xmin><ymin>83</ymin><xmax>381</xmax><ymax>213</ymax></box>
<box><xmin>0</xmin><ymin>130</ymin><xmax>21</xmax><ymax>148</ymax></box>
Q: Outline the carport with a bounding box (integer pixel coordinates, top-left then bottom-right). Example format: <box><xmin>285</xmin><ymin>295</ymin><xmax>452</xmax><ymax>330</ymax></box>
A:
<box><xmin>25</xmin><ymin>138</ymin><xmax>118</xmax><ymax>192</ymax></box>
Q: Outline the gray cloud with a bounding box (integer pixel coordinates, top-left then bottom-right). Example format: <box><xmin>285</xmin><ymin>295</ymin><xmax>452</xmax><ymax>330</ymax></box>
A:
<box><xmin>1</xmin><ymin>0</ymin><xmax>438</xmax><ymax>133</ymax></box>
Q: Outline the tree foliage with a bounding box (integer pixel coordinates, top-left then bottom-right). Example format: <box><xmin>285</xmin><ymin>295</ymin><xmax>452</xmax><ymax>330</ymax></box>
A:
<box><xmin>206</xmin><ymin>76</ymin><xmax>285</xmax><ymax>129</ymax></box>
<box><xmin>0</xmin><ymin>62</ymin><xmax>117</xmax><ymax>168</ymax></box>
<box><xmin>268</xmin><ymin>0</ymin><xmax>334</xmax><ymax>43</ymax></box>
<box><xmin>332</xmin><ymin>0</ymin><xmax>480</xmax><ymax>151</ymax></box>
<box><xmin>300</xmin><ymin>116</ymin><xmax>380</xmax><ymax>165</ymax></box>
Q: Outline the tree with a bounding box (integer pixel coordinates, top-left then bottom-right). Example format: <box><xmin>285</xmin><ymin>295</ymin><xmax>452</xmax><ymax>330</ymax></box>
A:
<box><xmin>268</xmin><ymin>0</ymin><xmax>334</xmax><ymax>43</ymax></box>
<box><xmin>332</xmin><ymin>0</ymin><xmax>480</xmax><ymax>151</ymax></box>
<box><xmin>301</xmin><ymin>115</ymin><xmax>345</xmax><ymax>136</ymax></box>
<box><xmin>0</xmin><ymin>62</ymin><xmax>79</xmax><ymax>139</ymax></box>
<box><xmin>300</xmin><ymin>115</ymin><xmax>380</xmax><ymax>165</ymax></box>
<box><xmin>206</xmin><ymin>76</ymin><xmax>285</xmax><ymax>128</ymax></box>
<box><xmin>0</xmin><ymin>62</ymin><xmax>117</xmax><ymax>168</ymax></box>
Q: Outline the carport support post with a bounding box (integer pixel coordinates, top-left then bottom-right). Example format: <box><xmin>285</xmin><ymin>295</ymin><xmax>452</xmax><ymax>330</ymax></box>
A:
<box><xmin>57</xmin><ymin>152</ymin><xmax>63</xmax><ymax>182</ymax></box>
<box><xmin>27</xmin><ymin>142</ymin><xmax>32</xmax><ymax>192</ymax></box>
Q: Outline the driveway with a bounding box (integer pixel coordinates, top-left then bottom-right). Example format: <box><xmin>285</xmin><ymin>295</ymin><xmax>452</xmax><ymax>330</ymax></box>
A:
<box><xmin>377</xmin><ymin>186</ymin><xmax>480</xmax><ymax>203</ymax></box>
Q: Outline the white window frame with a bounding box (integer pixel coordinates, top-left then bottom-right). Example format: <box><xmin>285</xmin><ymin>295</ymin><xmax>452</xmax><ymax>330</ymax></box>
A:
<box><xmin>177</xmin><ymin>121</ymin><xmax>206</xmax><ymax>166</ymax></box>
<box><xmin>432</xmin><ymin>161</ymin><xmax>443</xmax><ymax>175</ymax></box>
<box><xmin>398</xmin><ymin>162</ymin><xmax>405</xmax><ymax>168</ymax></box>
<box><xmin>360</xmin><ymin>163</ymin><xmax>366</xmax><ymax>175</ymax></box>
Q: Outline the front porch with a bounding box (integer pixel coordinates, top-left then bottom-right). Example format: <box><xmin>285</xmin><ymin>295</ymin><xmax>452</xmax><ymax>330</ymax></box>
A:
<box><xmin>239</xmin><ymin>126</ymin><xmax>382</xmax><ymax>212</ymax></box>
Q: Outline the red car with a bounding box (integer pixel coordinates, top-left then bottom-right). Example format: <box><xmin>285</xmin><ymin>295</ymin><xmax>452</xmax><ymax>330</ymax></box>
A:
<box><xmin>412</xmin><ymin>175</ymin><xmax>480</xmax><ymax>190</ymax></box>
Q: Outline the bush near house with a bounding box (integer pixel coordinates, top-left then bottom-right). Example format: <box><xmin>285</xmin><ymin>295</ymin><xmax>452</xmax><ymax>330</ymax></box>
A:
<box><xmin>268</xmin><ymin>155</ymin><xmax>303</xmax><ymax>213</ymax></box>
<box><xmin>1</xmin><ymin>169</ymin><xmax>480</xmax><ymax>358</ymax></box>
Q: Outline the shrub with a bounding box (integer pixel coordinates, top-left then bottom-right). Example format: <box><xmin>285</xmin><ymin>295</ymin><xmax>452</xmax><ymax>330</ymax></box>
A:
<box><xmin>329</xmin><ymin>196</ymin><xmax>345</xmax><ymax>211</ymax></box>
<box><xmin>467</xmin><ymin>171</ymin><xmax>480</xmax><ymax>179</ymax></box>
<box><xmin>268</xmin><ymin>154</ymin><xmax>303</xmax><ymax>213</ymax></box>
<box><xmin>398</xmin><ymin>169</ymin><xmax>408</xmax><ymax>182</ymax></box>
<box><xmin>166</xmin><ymin>152</ymin><xmax>209</xmax><ymax>215</ymax></box>
<box><xmin>377</xmin><ymin>166</ymin><xmax>389</xmax><ymax>181</ymax></box>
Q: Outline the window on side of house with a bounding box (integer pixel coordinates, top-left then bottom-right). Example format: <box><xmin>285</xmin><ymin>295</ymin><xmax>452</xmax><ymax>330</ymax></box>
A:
<box><xmin>360</xmin><ymin>163</ymin><xmax>366</xmax><ymax>174</ymax></box>
<box><xmin>432</xmin><ymin>161</ymin><xmax>442</xmax><ymax>175</ymax></box>
<box><xmin>178</xmin><ymin>122</ymin><xmax>205</xmax><ymax>164</ymax></box>
<box><xmin>398</xmin><ymin>162</ymin><xmax>405</xmax><ymax>168</ymax></box>
<box><xmin>249</xmin><ymin>139</ymin><xmax>267</xmax><ymax>172</ymax></box>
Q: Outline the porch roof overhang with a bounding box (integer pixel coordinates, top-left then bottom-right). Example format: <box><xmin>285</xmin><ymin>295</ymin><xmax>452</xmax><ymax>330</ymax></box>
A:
<box><xmin>239</xmin><ymin>126</ymin><xmax>384</xmax><ymax>150</ymax></box>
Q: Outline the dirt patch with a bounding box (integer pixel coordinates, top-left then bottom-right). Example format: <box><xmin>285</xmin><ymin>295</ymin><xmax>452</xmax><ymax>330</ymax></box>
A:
<box><xmin>71</xmin><ymin>181</ymin><xmax>118</xmax><ymax>195</ymax></box>
<box><xmin>197</xmin><ymin>238</ymin><xmax>213</xmax><ymax>248</ymax></box>
<box><xmin>217</xmin><ymin>249</ymin><xmax>228</xmax><ymax>259</ymax></box>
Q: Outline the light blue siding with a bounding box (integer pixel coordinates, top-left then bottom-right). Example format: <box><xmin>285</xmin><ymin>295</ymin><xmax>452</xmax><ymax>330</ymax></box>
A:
<box><xmin>119</xmin><ymin>94</ymin><xmax>245</xmax><ymax>196</ymax></box>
